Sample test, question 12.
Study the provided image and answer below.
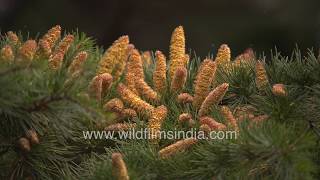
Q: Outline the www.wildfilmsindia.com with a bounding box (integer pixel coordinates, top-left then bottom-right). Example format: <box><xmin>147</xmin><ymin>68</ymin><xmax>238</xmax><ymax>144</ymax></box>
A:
<box><xmin>82</xmin><ymin>128</ymin><xmax>237</xmax><ymax>140</ymax></box>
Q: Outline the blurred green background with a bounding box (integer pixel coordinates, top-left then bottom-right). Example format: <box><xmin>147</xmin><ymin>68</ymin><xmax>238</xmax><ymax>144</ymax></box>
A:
<box><xmin>1</xmin><ymin>0</ymin><xmax>319</xmax><ymax>57</ymax></box>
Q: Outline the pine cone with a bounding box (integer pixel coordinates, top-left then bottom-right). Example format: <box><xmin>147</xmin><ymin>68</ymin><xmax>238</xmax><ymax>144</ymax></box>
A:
<box><xmin>112</xmin><ymin>153</ymin><xmax>129</xmax><ymax>180</ymax></box>
<box><xmin>158</xmin><ymin>138</ymin><xmax>198</xmax><ymax>158</ymax></box>
<box><xmin>169</xmin><ymin>26</ymin><xmax>186</xmax><ymax>80</ymax></box>
<box><xmin>26</xmin><ymin>130</ymin><xmax>40</xmax><ymax>145</ymax></box>
<box><xmin>18</xmin><ymin>137</ymin><xmax>31</xmax><ymax>152</ymax></box>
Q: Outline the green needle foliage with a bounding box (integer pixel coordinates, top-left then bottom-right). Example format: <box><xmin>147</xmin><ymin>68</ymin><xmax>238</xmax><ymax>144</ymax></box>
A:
<box><xmin>0</xmin><ymin>26</ymin><xmax>320</xmax><ymax>180</ymax></box>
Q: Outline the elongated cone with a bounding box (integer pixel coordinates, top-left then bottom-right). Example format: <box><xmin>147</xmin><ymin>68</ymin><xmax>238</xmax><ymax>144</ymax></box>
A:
<box><xmin>26</xmin><ymin>130</ymin><xmax>40</xmax><ymax>145</ymax></box>
<box><xmin>170</xmin><ymin>67</ymin><xmax>187</xmax><ymax>93</ymax></box>
<box><xmin>148</xmin><ymin>105</ymin><xmax>168</xmax><ymax>144</ymax></box>
<box><xmin>68</xmin><ymin>51</ymin><xmax>88</xmax><ymax>75</ymax></box>
<box><xmin>112</xmin><ymin>153</ymin><xmax>129</xmax><ymax>180</ymax></box>
<box><xmin>38</xmin><ymin>25</ymin><xmax>61</xmax><ymax>57</ymax></box>
<box><xmin>125</xmin><ymin>49</ymin><xmax>144</xmax><ymax>94</ymax></box>
<box><xmin>255</xmin><ymin>60</ymin><xmax>269</xmax><ymax>90</ymax></box>
<box><xmin>124</xmin><ymin>44</ymin><xmax>137</xmax><ymax>94</ymax></box>
<box><xmin>49</xmin><ymin>34</ymin><xmax>74</xmax><ymax>70</ymax></box>
<box><xmin>17</xmin><ymin>40</ymin><xmax>37</xmax><ymax>64</ymax></box>
<box><xmin>194</xmin><ymin>60</ymin><xmax>210</xmax><ymax>85</ymax></box>
<box><xmin>105</xmin><ymin>123</ymin><xmax>136</xmax><ymax>131</ymax></box>
<box><xmin>169</xmin><ymin>26</ymin><xmax>186</xmax><ymax>80</ymax></box>
<box><xmin>7</xmin><ymin>31</ymin><xmax>19</xmax><ymax>45</ymax></box>
<box><xmin>113</xmin><ymin>43</ymin><xmax>131</xmax><ymax>81</ymax></box>
<box><xmin>128</xmin><ymin>49</ymin><xmax>144</xmax><ymax>80</ymax></box>
<box><xmin>89</xmin><ymin>73</ymin><xmax>113</xmax><ymax>102</ymax></box>
<box><xmin>272</xmin><ymin>84</ymin><xmax>287</xmax><ymax>96</ymax></box>
<box><xmin>153</xmin><ymin>51</ymin><xmax>167</xmax><ymax>94</ymax></box>
<box><xmin>158</xmin><ymin>138</ymin><xmax>198</xmax><ymax>158</ymax></box>
<box><xmin>199</xmin><ymin>116</ymin><xmax>226</xmax><ymax>130</ymax></box>
<box><xmin>177</xmin><ymin>93</ymin><xmax>193</xmax><ymax>104</ymax></box>
<box><xmin>127</xmin><ymin>49</ymin><xmax>160</xmax><ymax>102</ymax></box>
<box><xmin>221</xmin><ymin>106</ymin><xmax>238</xmax><ymax>131</ymax></box>
<box><xmin>117</xmin><ymin>83</ymin><xmax>154</xmax><ymax>117</ymax></box>
<box><xmin>193</xmin><ymin>59</ymin><xmax>217</xmax><ymax>108</ymax></box>
<box><xmin>125</xmin><ymin>62</ymin><xmax>139</xmax><ymax>95</ymax></box>
<box><xmin>215</xmin><ymin>44</ymin><xmax>231</xmax><ymax>65</ymax></box>
<box><xmin>135</xmin><ymin>79</ymin><xmax>160</xmax><ymax>102</ymax></box>
<box><xmin>97</xmin><ymin>36</ymin><xmax>129</xmax><ymax>80</ymax></box>
<box><xmin>0</xmin><ymin>45</ymin><xmax>14</xmax><ymax>62</ymax></box>
<box><xmin>198</xmin><ymin>83</ymin><xmax>229</xmax><ymax>117</ymax></box>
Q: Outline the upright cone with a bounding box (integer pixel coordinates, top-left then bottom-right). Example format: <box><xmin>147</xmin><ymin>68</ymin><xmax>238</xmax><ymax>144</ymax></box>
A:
<box><xmin>169</xmin><ymin>26</ymin><xmax>186</xmax><ymax>80</ymax></box>
<box><xmin>97</xmin><ymin>36</ymin><xmax>129</xmax><ymax>80</ymax></box>
<box><xmin>153</xmin><ymin>51</ymin><xmax>167</xmax><ymax>94</ymax></box>
<box><xmin>193</xmin><ymin>59</ymin><xmax>217</xmax><ymax>108</ymax></box>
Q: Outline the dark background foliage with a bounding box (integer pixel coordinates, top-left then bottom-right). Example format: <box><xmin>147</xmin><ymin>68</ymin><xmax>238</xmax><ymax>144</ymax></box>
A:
<box><xmin>1</xmin><ymin>0</ymin><xmax>320</xmax><ymax>57</ymax></box>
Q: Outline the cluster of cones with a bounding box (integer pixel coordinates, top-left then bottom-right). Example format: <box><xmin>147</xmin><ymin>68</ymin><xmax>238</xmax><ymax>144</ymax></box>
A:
<box><xmin>1</xmin><ymin>25</ymin><xmax>289</xmax><ymax>180</ymax></box>
<box><xmin>0</xmin><ymin>26</ymin><xmax>89</xmax><ymax>78</ymax></box>
<box><xmin>17</xmin><ymin>130</ymin><xmax>39</xmax><ymax>153</ymax></box>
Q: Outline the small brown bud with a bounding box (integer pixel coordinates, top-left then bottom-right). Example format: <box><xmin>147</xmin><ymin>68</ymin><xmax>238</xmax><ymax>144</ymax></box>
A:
<box><xmin>199</xmin><ymin>116</ymin><xmax>226</xmax><ymax>130</ymax></box>
<box><xmin>272</xmin><ymin>84</ymin><xmax>287</xmax><ymax>96</ymax></box>
<box><xmin>170</xmin><ymin>67</ymin><xmax>187</xmax><ymax>93</ymax></box>
<box><xmin>26</xmin><ymin>130</ymin><xmax>40</xmax><ymax>145</ymax></box>
<box><xmin>178</xmin><ymin>113</ymin><xmax>193</xmax><ymax>123</ymax></box>
<box><xmin>18</xmin><ymin>137</ymin><xmax>31</xmax><ymax>152</ymax></box>
<box><xmin>177</xmin><ymin>93</ymin><xmax>194</xmax><ymax>104</ymax></box>
<box><xmin>104</xmin><ymin>98</ymin><xmax>124</xmax><ymax>113</ymax></box>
